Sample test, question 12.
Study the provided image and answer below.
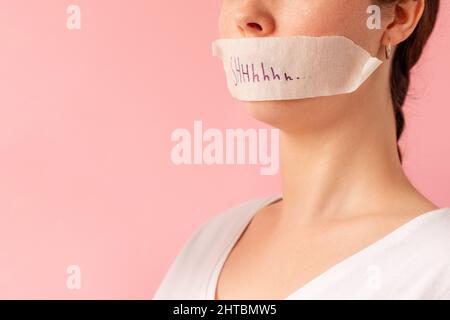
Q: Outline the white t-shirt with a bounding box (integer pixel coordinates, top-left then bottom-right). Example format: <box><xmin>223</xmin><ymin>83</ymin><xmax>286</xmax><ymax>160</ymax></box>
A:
<box><xmin>153</xmin><ymin>194</ymin><xmax>450</xmax><ymax>300</ymax></box>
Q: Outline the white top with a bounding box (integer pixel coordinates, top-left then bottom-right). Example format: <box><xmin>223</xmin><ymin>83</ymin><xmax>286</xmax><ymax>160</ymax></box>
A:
<box><xmin>153</xmin><ymin>194</ymin><xmax>450</xmax><ymax>300</ymax></box>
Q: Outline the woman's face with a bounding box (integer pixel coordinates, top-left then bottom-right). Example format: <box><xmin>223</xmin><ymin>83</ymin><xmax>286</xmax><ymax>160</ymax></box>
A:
<box><xmin>218</xmin><ymin>0</ymin><xmax>389</xmax><ymax>131</ymax></box>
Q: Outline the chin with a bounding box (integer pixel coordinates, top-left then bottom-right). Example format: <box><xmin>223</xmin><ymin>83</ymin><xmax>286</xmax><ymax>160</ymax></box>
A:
<box><xmin>243</xmin><ymin>96</ymin><xmax>350</xmax><ymax>133</ymax></box>
<box><xmin>243</xmin><ymin>98</ymin><xmax>316</xmax><ymax>130</ymax></box>
<box><xmin>244</xmin><ymin>101</ymin><xmax>286</xmax><ymax>126</ymax></box>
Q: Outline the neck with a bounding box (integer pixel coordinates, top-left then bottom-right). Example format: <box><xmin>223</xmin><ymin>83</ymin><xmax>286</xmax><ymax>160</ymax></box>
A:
<box><xmin>277</xmin><ymin>76</ymin><xmax>415</xmax><ymax>226</ymax></box>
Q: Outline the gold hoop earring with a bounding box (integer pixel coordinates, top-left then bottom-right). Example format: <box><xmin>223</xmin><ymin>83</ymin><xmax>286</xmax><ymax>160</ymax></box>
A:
<box><xmin>385</xmin><ymin>42</ymin><xmax>392</xmax><ymax>60</ymax></box>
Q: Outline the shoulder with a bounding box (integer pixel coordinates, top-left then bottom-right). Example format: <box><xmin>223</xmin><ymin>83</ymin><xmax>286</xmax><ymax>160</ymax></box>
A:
<box><xmin>415</xmin><ymin>208</ymin><xmax>450</xmax><ymax>255</ymax></box>
<box><xmin>153</xmin><ymin>194</ymin><xmax>279</xmax><ymax>299</ymax></box>
<box><xmin>404</xmin><ymin>207</ymin><xmax>450</xmax><ymax>297</ymax></box>
<box><xmin>401</xmin><ymin>207</ymin><xmax>450</xmax><ymax>264</ymax></box>
<box><xmin>181</xmin><ymin>194</ymin><xmax>279</xmax><ymax>255</ymax></box>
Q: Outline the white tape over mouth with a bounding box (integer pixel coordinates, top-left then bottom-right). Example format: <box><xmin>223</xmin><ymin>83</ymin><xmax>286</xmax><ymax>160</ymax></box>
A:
<box><xmin>212</xmin><ymin>36</ymin><xmax>383</xmax><ymax>102</ymax></box>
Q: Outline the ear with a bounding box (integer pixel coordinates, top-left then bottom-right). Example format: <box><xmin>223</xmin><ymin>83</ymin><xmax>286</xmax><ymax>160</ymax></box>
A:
<box><xmin>381</xmin><ymin>0</ymin><xmax>425</xmax><ymax>46</ymax></box>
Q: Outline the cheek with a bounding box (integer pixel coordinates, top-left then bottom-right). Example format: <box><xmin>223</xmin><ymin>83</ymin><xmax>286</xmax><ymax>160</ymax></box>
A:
<box><xmin>218</xmin><ymin>3</ymin><xmax>238</xmax><ymax>38</ymax></box>
<box><xmin>276</xmin><ymin>0</ymin><xmax>381</xmax><ymax>54</ymax></box>
<box><xmin>217</xmin><ymin>0</ymin><xmax>384</xmax><ymax>54</ymax></box>
<box><xmin>276</xmin><ymin>0</ymin><xmax>368</xmax><ymax>32</ymax></box>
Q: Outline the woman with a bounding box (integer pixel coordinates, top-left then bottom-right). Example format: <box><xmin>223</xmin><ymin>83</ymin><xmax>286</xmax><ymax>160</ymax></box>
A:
<box><xmin>154</xmin><ymin>0</ymin><xmax>450</xmax><ymax>299</ymax></box>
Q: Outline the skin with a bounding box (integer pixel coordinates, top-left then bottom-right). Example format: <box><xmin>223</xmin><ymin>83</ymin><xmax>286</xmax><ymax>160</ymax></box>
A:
<box><xmin>215</xmin><ymin>0</ymin><xmax>438</xmax><ymax>300</ymax></box>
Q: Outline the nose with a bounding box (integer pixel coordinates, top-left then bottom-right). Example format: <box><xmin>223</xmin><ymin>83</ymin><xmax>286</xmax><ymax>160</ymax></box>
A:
<box><xmin>234</xmin><ymin>2</ymin><xmax>275</xmax><ymax>37</ymax></box>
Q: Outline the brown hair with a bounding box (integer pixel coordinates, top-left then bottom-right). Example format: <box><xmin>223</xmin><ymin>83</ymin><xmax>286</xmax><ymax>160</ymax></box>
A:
<box><xmin>376</xmin><ymin>0</ymin><xmax>440</xmax><ymax>163</ymax></box>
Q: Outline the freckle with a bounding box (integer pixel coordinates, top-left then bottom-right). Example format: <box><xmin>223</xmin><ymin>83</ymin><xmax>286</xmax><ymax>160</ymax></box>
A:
<box><xmin>297</xmin><ymin>77</ymin><xmax>300</xmax><ymax>80</ymax></box>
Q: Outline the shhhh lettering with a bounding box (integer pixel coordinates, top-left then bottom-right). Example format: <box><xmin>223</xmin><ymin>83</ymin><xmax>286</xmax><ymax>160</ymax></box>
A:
<box><xmin>229</xmin><ymin>56</ymin><xmax>311</xmax><ymax>87</ymax></box>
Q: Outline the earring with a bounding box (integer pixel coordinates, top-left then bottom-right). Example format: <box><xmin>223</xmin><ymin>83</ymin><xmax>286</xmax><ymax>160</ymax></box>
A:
<box><xmin>385</xmin><ymin>42</ymin><xmax>392</xmax><ymax>60</ymax></box>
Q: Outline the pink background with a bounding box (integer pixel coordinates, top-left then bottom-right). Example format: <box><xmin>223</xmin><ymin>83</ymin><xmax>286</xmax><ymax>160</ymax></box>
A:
<box><xmin>0</xmin><ymin>1</ymin><xmax>448</xmax><ymax>299</ymax></box>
